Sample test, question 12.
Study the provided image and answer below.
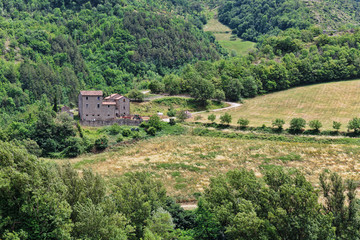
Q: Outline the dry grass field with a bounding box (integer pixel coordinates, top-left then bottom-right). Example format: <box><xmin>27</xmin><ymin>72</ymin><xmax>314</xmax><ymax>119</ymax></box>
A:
<box><xmin>193</xmin><ymin>79</ymin><xmax>360</xmax><ymax>131</ymax></box>
<box><xmin>62</xmin><ymin>134</ymin><xmax>360</xmax><ymax>200</ymax></box>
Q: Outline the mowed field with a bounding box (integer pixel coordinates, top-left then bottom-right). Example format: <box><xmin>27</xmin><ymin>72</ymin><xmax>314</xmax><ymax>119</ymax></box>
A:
<box><xmin>64</xmin><ymin>134</ymin><xmax>360</xmax><ymax>200</ymax></box>
<box><xmin>204</xmin><ymin>15</ymin><xmax>255</xmax><ymax>56</ymax></box>
<box><xmin>194</xmin><ymin>80</ymin><xmax>360</xmax><ymax>131</ymax></box>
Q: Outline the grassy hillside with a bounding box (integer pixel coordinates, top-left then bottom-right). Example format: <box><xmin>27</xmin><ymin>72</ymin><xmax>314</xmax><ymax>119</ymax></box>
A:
<box><xmin>193</xmin><ymin>79</ymin><xmax>360</xmax><ymax>130</ymax></box>
<box><xmin>64</xmin><ymin>133</ymin><xmax>360</xmax><ymax>200</ymax></box>
<box><xmin>204</xmin><ymin>12</ymin><xmax>255</xmax><ymax>55</ymax></box>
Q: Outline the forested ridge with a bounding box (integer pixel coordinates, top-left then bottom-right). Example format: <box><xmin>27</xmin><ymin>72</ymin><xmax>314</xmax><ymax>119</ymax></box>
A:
<box><xmin>218</xmin><ymin>0</ymin><xmax>360</xmax><ymax>41</ymax></box>
<box><xmin>0</xmin><ymin>0</ymin><xmax>224</xmax><ymax>112</ymax></box>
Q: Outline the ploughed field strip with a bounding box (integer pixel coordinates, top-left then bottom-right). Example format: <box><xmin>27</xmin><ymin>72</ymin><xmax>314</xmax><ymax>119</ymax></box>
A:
<box><xmin>68</xmin><ymin>135</ymin><xmax>360</xmax><ymax>199</ymax></box>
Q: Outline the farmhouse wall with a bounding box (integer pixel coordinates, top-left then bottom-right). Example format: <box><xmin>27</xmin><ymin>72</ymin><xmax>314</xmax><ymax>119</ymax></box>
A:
<box><xmin>80</xmin><ymin>119</ymin><xmax>143</xmax><ymax>127</ymax></box>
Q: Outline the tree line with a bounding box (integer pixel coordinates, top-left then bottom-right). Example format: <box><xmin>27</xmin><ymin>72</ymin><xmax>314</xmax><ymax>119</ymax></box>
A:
<box><xmin>149</xmin><ymin>28</ymin><xmax>360</xmax><ymax>104</ymax></box>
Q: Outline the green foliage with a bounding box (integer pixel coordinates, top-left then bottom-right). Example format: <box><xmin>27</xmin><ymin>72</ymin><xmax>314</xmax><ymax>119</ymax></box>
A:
<box><xmin>347</xmin><ymin>117</ymin><xmax>360</xmax><ymax>133</ymax></box>
<box><xmin>122</xmin><ymin>128</ymin><xmax>132</xmax><ymax>137</ymax></box>
<box><xmin>272</xmin><ymin>118</ymin><xmax>285</xmax><ymax>130</ymax></box>
<box><xmin>112</xmin><ymin>172</ymin><xmax>167</xmax><ymax>239</ymax></box>
<box><xmin>0</xmin><ymin>142</ymin><xmax>73</xmax><ymax>239</ymax></box>
<box><xmin>127</xmin><ymin>89</ymin><xmax>144</xmax><ymax>102</ymax></box>
<box><xmin>189</xmin><ymin>78</ymin><xmax>215</xmax><ymax>103</ymax></box>
<box><xmin>237</xmin><ymin>118</ymin><xmax>249</xmax><ymax>128</ymax></box>
<box><xmin>147</xmin><ymin>127</ymin><xmax>157</xmax><ymax>136</ymax></box>
<box><xmin>289</xmin><ymin>118</ymin><xmax>306</xmax><ymax>132</ymax></box>
<box><xmin>220</xmin><ymin>113</ymin><xmax>232</xmax><ymax>125</ymax></box>
<box><xmin>109</xmin><ymin>124</ymin><xmax>122</xmax><ymax>135</ymax></box>
<box><xmin>208</xmin><ymin>114</ymin><xmax>216</xmax><ymax>123</ymax></box>
<box><xmin>309</xmin><ymin>119</ymin><xmax>323</xmax><ymax>131</ymax></box>
<box><xmin>200</xmin><ymin>168</ymin><xmax>335</xmax><ymax>239</ymax></box>
<box><xmin>176</xmin><ymin>111</ymin><xmax>188</xmax><ymax>123</ymax></box>
<box><xmin>320</xmin><ymin>171</ymin><xmax>360</xmax><ymax>239</ymax></box>
<box><xmin>95</xmin><ymin>136</ymin><xmax>109</xmax><ymax>151</ymax></box>
<box><xmin>167</xmin><ymin>107</ymin><xmax>177</xmax><ymax>117</ymax></box>
<box><xmin>333</xmin><ymin>121</ymin><xmax>342</xmax><ymax>131</ymax></box>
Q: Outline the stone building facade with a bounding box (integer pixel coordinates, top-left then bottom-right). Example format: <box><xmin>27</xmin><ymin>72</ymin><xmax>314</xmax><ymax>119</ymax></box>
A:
<box><xmin>78</xmin><ymin>91</ymin><xmax>130</xmax><ymax>121</ymax></box>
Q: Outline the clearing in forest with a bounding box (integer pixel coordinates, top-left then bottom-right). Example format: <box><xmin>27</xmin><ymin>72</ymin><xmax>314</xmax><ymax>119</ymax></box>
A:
<box><xmin>203</xmin><ymin>12</ymin><xmax>255</xmax><ymax>56</ymax></box>
<box><xmin>193</xmin><ymin>79</ymin><xmax>360</xmax><ymax>131</ymax></box>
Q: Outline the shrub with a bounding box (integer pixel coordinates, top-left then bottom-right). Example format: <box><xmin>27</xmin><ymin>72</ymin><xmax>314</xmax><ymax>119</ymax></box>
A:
<box><xmin>63</xmin><ymin>137</ymin><xmax>83</xmax><ymax>158</ymax></box>
<box><xmin>194</xmin><ymin>115</ymin><xmax>203</xmax><ymax>121</ymax></box>
<box><xmin>309</xmin><ymin>120</ymin><xmax>322</xmax><ymax>131</ymax></box>
<box><xmin>149</xmin><ymin>115</ymin><xmax>163</xmax><ymax>130</ymax></box>
<box><xmin>348</xmin><ymin>117</ymin><xmax>360</xmax><ymax>133</ymax></box>
<box><xmin>289</xmin><ymin>118</ymin><xmax>306</xmax><ymax>132</ymax></box>
<box><xmin>333</xmin><ymin>121</ymin><xmax>341</xmax><ymax>131</ymax></box>
<box><xmin>208</xmin><ymin>114</ymin><xmax>216</xmax><ymax>123</ymax></box>
<box><xmin>237</xmin><ymin>118</ymin><xmax>249</xmax><ymax>128</ymax></box>
<box><xmin>147</xmin><ymin>127</ymin><xmax>156</xmax><ymax>136</ymax></box>
<box><xmin>132</xmin><ymin>131</ymin><xmax>141</xmax><ymax>139</ymax></box>
<box><xmin>167</xmin><ymin>107</ymin><xmax>176</xmax><ymax>117</ymax></box>
<box><xmin>95</xmin><ymin>136</ymin><xmax>108</xmax><ymax>151</ymax></box>
<box><xmin>272</xmin><ymin>118</ymin><xmax>285</xmax><ymax>130</ymax></box>
<box><xmin>176</xmin><ymin>111</ymin><xmax>187</xmax><ymax>123</ymax></box>
<box><xmin>220</xmin><ymin>113</ymin><xmax>232</xmax><ymax>125</ymax></box>
<box><xmin>116</xmin><ymin>136</ymin><xmax>124</xmax><ymax>143</ymax></box>
<box><xmin>122</xmin><ymin>128</ymin><xmax>131</xmax><ymax>137</ymax></box>
<box><xmin>109</xmin><ymin>124</ymin><xmax>121</xmax><ymax>135</ymax></box>
<box><xmin>169</xmin><ymin>118</ymin><xmax>176</xmax><ymax>126</ymax></box>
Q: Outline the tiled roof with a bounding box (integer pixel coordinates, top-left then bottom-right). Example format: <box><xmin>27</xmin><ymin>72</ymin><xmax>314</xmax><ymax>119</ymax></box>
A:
<box><xmin>104</xmin><ymin>93</ymin><xmax>125</xmax><ymax>100</ymax></box>
<box><xmin>80</xmin><ymin>91</ymin><xmax>103</xmax><ymax>96</ymax></box>
<box><xmin>102</xmin><ymin>102</ymin><xmax>116</xmax><ymax>105</ymax></box>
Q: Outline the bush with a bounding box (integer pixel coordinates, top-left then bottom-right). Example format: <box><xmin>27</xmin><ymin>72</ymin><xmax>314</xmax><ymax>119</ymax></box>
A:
<box><xmin>132</xmin><ymin>131</ymin><xmax>141</xmax><ymax>139</ymax></box>
<box><xmin>109</xmin><ymin>124</ymin><xmax>122</xmax><ymax>135</ymax></box>
<box><xmin>95</xmin><ymin>136</ymin><xmax>108</xmax><ymax>151</ymax></box>
<box><xmin>149</xmin><ymin>115</ymin><xmax>163</xmax><ymax>130</ymax></box>
<box><xmin>237</xmin><ymin>118</ymin><xmax>249</xmax><ymax>128</ymax></box>
<box><xmin>127</xmin><ymin>89</ymin><xmax>144</xmax><ymax>102</ymax></box>
<box><xmin>333</xmin><ymin>121</ymin><xmax>341</xmax><ymax>131</ymax></box>
<box><xmin>208</xmin><ymin>114</ymin><xmax>216</xmax><ymax>123</ymax></box>
<box><xmin>116</xmin><ymin>136</ymin><xmax>124</xmax><ymax>143</ymax></box>
<box><xmin>220</xmin><ymin>113</ymin><xmax>232</xmax><ymax>125</ymax></box>
<box><xmin>176</xmin><ymin>111</ymin><xmax>187</xmax><ymax>123</ymax></box>
<box><xmin>309</xmin><ymin>120</ymin><xmax>322</xmax><ymax>131</ymax></box>
<box><xmin>347</xmin><ymin>117</ymin><xmax>360</xmax><ymax>133</ymax></box>
<box><xmin>289</xmin><ymin>118</ymin><xmax>306</xmax><ymax>132</ymax></box>
<box><xmin>147</xmin><ymin>127</ymin><xmax>156</xmax><ymax>136</ymax></box>
<box><xmin>63</xmin><ymin>137</ymin><xmax>84</xmax><ymax>157</ymax></box>
<box><xmin>122</xmin><ymin>128</ymin><xmax>131</xmax><ymax>137</ymax></box>
<box><xmin>167</xmin><ymin>107</ymin><xmax>177</xmax><ymax>117</ymax></box>
<box><xmin>169</xmin><ymin>118</ymin><xmax>176</xmax><ymax>126</ymax></box>
<box><xmin>272</xmin><ymin>118</ymin><xmax>285</xmax><ymax>130</ymax></box>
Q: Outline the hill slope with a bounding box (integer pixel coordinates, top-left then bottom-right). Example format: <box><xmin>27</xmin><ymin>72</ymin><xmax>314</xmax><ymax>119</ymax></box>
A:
<box><xmin>195</xmin><ymin>79</ymin><xmax>360</xmax><ymax>130</ymax></box>
<box><xmin>218</xmin><ymin>0</ymin><xmax>360</xmax><ymax>41</ymax></box>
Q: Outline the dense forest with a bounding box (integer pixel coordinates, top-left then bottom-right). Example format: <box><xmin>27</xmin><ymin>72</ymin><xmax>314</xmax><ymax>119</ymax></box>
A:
<box><xmin>0</xmin><ymin>0</ymin><xmax>224</xmax><ymax>113</ymax></box>
<box><xmin>2</xmin><ymin>141</ymin><xmax>360</xmax><ymax>239</ymax></box>
<box><xmin>218</xmin><ymin>0</ymin><xmax>360</xmax><ymax>41</ymax></box>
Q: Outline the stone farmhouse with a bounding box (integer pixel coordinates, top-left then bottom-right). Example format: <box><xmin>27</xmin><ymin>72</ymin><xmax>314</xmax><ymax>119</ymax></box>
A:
<box><xmin>78</xmin><ymin>91</ymin><xmax>130</xmax><ymax>121</ymax></box>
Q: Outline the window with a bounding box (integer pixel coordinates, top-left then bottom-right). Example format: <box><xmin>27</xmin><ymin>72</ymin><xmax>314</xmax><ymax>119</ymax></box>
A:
<box><xmin>92</xmin><ymin>114</ymin><xmax>95</xmax><ymax>117</ymax></box>
<box><xmin>86</xmin><ymin>114</ymin><xmax>88</xmax><ymax>116</ymax></box>
<box><xmin>97</xmin><ymin>103</ymin><xmax>100</xmax><ymax>108</ymax></box>
<box><xmin>123</xmin><ymin>99</ymin><xmax>125</xmax><ymax>102</ymax></box>
<box><xmin>97</xmin><ymin>96</ymin><xmax>100</xmax><ymax>100</ymax></box>
<box><xmin>108</xmin><ymin>114</ymin><xmax>110</xmax><ymax>116</ymax></box>
<box><xmin>123</xmin><ymin>106</ymin><xmax>125</xmax><ymax>110</ymax></box>
<box><xmin>97</xmin><ymin>114</ymin><xmax>100</xmax><ymax>116</ymax></box>
<box><xmin>86</xmin><ymin>96</ymin><xmax>88</xmax><ymax>100</ymax></box>
<box><xmin>108</xmin><ymin>105</ymin><xmax>110</xmax><ymax>108</ymax></box>
<box><xmin>86</xmin><ymin>104</ymin><xmax>88</xmax><ymax>108</ymax></box>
